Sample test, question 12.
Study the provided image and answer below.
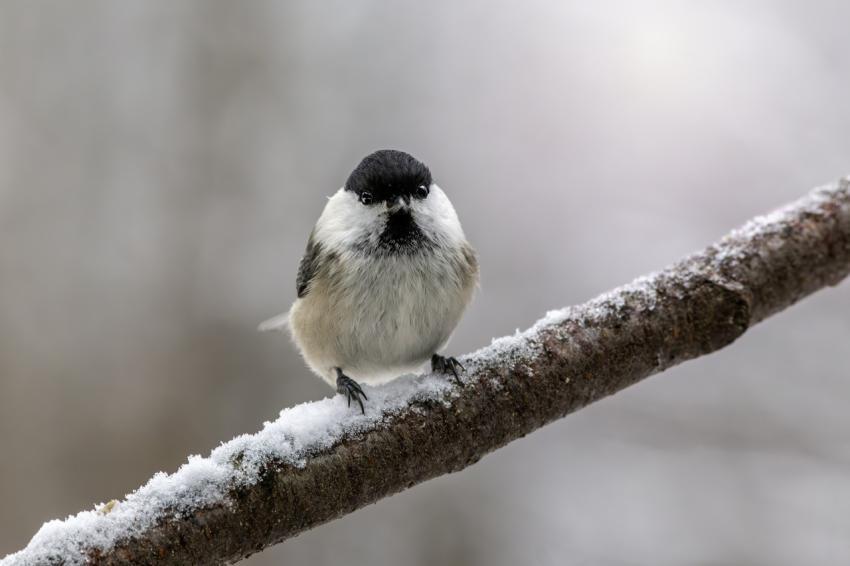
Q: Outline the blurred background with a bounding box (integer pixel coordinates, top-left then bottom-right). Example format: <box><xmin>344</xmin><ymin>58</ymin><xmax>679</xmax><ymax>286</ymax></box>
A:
<box><xmin>1</xmin><ymin>1</ymin><xmax>849</xmax><ymax>564</ymax></box>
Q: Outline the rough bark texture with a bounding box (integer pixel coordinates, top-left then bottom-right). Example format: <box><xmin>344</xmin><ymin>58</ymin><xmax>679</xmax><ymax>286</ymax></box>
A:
<box><xmin>11</xmin><ymin>178</ymin><xmax>850</xmax><ymax>565</ymax></box>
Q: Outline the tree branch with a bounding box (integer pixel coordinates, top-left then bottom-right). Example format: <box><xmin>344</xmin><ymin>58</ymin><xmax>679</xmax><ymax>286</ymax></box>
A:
<box><xmin>4</xmin><ymin>178</ymin><xmax>850</xmax><ymax>566</ymax></box>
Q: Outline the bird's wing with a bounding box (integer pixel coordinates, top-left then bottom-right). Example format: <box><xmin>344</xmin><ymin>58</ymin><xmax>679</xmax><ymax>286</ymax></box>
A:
<box><xmin>259</xmin><ymin>231</ymin><xmax>323</xmax><ymax>333</ymax></box>
<box><xmin>295</xmin><ymin>231</ymin><xmax>323</xmax><ymax>298</ymax></box>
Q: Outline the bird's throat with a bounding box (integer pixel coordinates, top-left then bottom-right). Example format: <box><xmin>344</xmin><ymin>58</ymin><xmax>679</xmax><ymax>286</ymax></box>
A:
<box><xmin>378</xmin><ymin>209</ymin><xmax>428</xmax><ymax>253</ymax></box>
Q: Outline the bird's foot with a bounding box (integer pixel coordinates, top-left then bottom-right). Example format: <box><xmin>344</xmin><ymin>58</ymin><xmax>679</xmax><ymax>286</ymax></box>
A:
<box><xmin>336</xmin><ymin>368</ymin><xmax>367</xmax><ymax>414</ymax></box>
<box><xmin>431</xmin><ymin>354</ymin><xmax>464</xmax><ymax>386</ymax></box>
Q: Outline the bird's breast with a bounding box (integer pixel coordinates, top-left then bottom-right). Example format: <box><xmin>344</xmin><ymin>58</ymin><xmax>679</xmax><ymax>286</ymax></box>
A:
<box><xmin>334</xmin><ymin>250</ymin><xmax>469</xmax><ymax>371</ymax></box>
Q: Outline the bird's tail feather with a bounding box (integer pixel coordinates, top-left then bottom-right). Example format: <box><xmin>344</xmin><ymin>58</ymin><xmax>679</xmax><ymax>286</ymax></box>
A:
<box><xmin>258</xmin><ymin>311</ymin><xmax>290</xmax><ymax>332</ymax></box>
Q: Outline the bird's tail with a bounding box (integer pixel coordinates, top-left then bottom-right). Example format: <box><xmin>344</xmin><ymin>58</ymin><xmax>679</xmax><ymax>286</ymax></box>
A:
<box><xmin>258</xmin><ymin>311</ymin><xmax>290</xmax><ymax>332</ymax></box>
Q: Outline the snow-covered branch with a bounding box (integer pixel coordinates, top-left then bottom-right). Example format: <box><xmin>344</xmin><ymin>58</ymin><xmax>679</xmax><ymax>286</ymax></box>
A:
<box><xmin>4</xmin><ymin>178</ymin><xmax>850</xmax><ymax>566</ymax></box>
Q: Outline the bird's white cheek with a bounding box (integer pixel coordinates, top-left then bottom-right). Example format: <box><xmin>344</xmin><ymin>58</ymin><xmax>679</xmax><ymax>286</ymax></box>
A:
<box><xmin>315</xmin><ymin>189</ymin><xmax>386</xmax><ymax>252</ymax></box>
<box><xmin>411</xmin><ymin>185</ymin><xmax>466</xmax><ymax>244</ymax></box>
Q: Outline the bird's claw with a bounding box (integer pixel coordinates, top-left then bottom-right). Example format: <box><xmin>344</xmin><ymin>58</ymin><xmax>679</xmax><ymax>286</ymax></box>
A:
<box><xmin>431</xmin><ymin>354</ymin><xmax>465</xmax><ymax>386</ymax></box>
<box><xmin>335</xmin><ymin>369</ymin><xmax>367</xmax><ymax>414</ymax></box>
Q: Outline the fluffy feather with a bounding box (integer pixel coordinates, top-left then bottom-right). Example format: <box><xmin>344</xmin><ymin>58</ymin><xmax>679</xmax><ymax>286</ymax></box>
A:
<box><xmin>287</xmin><ymin>184</ymin><xmax>477</xmax><ymax>386</ymax></box>
<box><xmin>261</xmin><ymin>150</ymin><xmax>478</xmax><ymax>391</ymax></box>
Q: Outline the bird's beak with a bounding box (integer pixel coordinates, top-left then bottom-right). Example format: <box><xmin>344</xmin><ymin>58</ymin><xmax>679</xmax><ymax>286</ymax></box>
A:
<box><xmin>393</xmin><ymin>194</ymin><xmax>411</xmax><ymax>208</ymax></box>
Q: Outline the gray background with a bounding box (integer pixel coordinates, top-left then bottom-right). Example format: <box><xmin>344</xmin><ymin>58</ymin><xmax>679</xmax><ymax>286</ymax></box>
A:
<box><xmin>1</xmin><ymin>1</ymin><xmax>849</xmax><ymax>564</ymax></box>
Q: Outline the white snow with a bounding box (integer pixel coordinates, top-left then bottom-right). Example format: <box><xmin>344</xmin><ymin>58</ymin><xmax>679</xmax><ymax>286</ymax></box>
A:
<box><xmin>712</xmin><ymin>178</ymin><xmax>850</xmax><ymax>263</ymax></box>
<box><xmin>462</xmin><ymin>272</ymin><xmax>662</xmax><ymax>378</ymax></box>
<box><xmin>0</xmin><ymin>374</ymin><xmax>455</xmax><ymax>566</ymax></box>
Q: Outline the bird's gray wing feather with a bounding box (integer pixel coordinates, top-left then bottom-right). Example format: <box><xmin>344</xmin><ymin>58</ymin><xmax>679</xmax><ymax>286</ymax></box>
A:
<box><xmin>296</xmin><ymin>232</ymin><xmax>323</xmax><ymax>298</ymax></box>
<box><xmin>258</xmin><ymin>232</ymin><xmax>324</xmax><ymax>333</ymax></box>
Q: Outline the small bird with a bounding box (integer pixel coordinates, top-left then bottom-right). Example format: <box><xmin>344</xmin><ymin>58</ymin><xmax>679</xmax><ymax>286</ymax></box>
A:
<box><xmin>260</xmin><ymin>150</ymin><xmax>479</xmax><ymax>413</ymax></box>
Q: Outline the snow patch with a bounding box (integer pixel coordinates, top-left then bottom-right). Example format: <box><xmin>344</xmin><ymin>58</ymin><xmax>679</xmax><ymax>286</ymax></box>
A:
<box><xmin>0</xmin><ymin>374</ymin><xmax>454</xmax><ymax>566</ymax></box>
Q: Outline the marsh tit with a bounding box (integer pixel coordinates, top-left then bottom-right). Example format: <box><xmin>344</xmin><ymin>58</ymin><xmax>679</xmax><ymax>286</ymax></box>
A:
<box><xmin>260</xmin><ymin>150</ymin><xmax>479</xmax><ymax>413</ymax></box>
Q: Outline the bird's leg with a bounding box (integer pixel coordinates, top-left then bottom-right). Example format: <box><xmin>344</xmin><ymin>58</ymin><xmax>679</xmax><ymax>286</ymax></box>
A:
<box><xmin>335</xmin><ymin>368</ymin><xmax>368</xmax><ymax>414</ymax></box>
<box><xmin>431</xmin><ymin>354</ymin><xmax>464</xmax><ymax>386</ymax></box>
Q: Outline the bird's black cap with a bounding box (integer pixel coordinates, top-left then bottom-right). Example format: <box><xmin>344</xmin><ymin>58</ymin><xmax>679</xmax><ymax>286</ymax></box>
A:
<box><xmin>345</xmin><ymin>150</ymin><xmax>432</xmax><ymax>203</ymax></box>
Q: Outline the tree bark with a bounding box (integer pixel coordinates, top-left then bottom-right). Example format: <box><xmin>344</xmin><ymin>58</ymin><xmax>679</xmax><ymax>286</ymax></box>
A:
<box><xmin>5</xmin><ymin>178</ymin><xmax>850</xmax><ymax>566</ymax></box>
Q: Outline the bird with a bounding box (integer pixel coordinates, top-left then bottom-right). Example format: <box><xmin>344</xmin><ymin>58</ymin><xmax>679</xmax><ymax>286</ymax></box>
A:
<box><xmin>260</xmin><ymin>149</ymin><xmax>479</xmax><ymax>413</ymax></box>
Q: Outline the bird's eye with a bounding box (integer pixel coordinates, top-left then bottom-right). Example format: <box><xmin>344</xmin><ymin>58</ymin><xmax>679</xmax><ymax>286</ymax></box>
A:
<box><xmin>414</xmin><ymin>185</ymin><xmax>429</xmax><ymax>199</ymax></box>
<box><xmin>360</xmin><ymin>192</ymin><xmax>374</xmax><ymax>205</ymax></box>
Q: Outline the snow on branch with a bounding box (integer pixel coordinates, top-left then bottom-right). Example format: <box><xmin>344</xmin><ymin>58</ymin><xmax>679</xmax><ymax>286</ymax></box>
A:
<box><xmin>4</xmin><ymin>178</ymin><xmax>850</xmax><ymax>566</ymax></box>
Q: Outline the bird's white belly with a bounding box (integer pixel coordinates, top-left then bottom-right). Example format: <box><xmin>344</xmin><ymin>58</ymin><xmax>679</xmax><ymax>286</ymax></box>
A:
<box><xmin>289</xmin><ymin>253</ymin><xmax>471</xmax><ymax>386</ymax></box>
